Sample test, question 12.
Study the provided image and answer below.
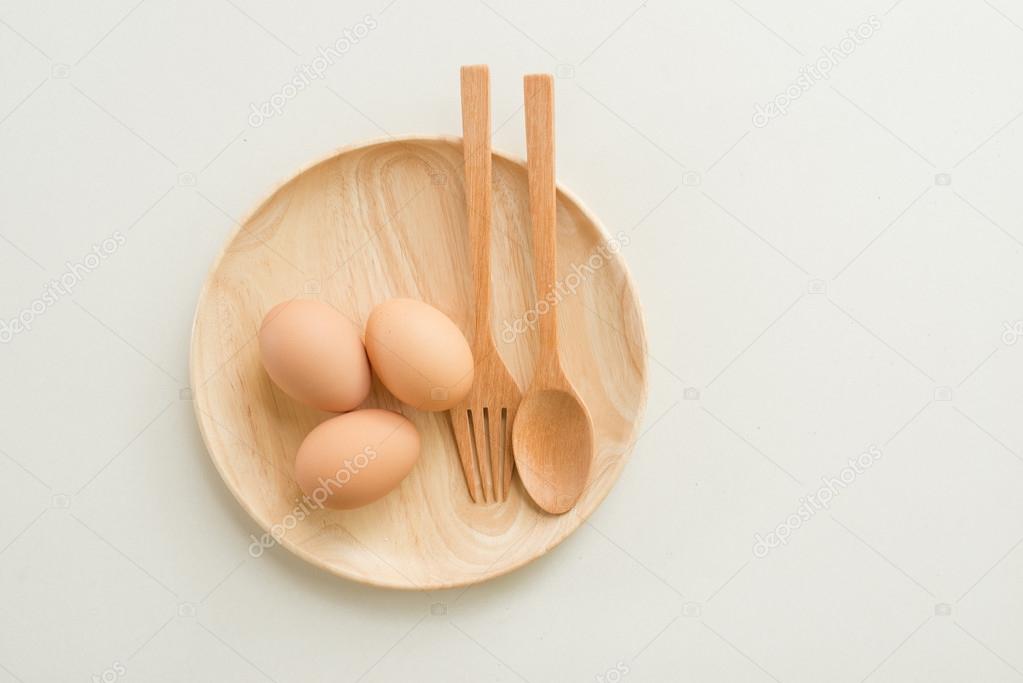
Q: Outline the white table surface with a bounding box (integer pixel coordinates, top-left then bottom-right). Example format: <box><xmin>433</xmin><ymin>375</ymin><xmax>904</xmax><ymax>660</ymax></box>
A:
<box><xmin>2</xmin><ymin>0</ymin><xmax>1023</xmax><ymax>680</ymax></box>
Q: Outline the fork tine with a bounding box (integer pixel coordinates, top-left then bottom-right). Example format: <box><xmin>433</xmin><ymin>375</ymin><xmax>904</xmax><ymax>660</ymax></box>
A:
<box><xmin>452</xmin><ymin>410</ymin><xmax>482</xmax><ymax>502</ymax></box>
<box><xmin>474</xmin><ymin>408</ymin><xmax>494</xmax><ymax>503</ymax></box>
<box><xmin>500</xmin><ymin>406</ymin><xmax>515</xmax><ymax>500</ymax></box>
<box><xmin>485</xmin><ymin>406</ymin><xmax>503</xmax><ymax>501</ymax></box>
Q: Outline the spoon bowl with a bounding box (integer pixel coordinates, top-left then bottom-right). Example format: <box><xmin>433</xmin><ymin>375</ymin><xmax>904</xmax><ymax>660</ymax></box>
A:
<box><xmin>513</xmin><ymin>386</ymin><xmax>593</xmax><ymax>513</ymax></box>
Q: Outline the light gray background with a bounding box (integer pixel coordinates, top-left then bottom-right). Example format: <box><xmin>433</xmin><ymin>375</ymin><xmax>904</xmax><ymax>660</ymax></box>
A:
<box><xmin>2</xmin><ymin>0</ymin><xmax>1022</xmax><ymax>681</ymax></box>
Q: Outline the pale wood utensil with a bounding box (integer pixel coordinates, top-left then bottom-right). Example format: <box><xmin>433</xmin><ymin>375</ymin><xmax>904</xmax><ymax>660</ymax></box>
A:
<box><xmin>513</xmin><ymin>74</ymin><xmax>596</xmax><ymax>515</ymax></box>
<box><xmin>190</xmin><ymin>136</ymin><xmax>647</xmax><ymax>589</ymax></box>
<box><xmin>449</xmin><ymin>64</ymin><xmax>523</xmax><ymax>503</ymax></box>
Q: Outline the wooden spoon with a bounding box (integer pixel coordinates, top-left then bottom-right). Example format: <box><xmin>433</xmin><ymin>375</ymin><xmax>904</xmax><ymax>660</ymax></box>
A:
<box><xmin>513</xmin><ymin>73</ymin><xmax>595</xmax><ymax>514</ymax></box>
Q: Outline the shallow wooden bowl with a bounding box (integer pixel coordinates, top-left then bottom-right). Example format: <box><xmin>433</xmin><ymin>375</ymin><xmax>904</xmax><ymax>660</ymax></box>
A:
<box><xmin>190</xmin><ymin>137</ymin><xmax>648</xmax><ymax>589</ymax></box>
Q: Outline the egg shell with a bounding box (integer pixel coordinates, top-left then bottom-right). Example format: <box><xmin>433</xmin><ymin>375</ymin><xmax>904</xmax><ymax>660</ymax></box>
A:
<box><xmin>294</xmin><ymin>409</ymin><xmax>420</xmax><ymax>510</ymax></box>
<box><xmin>258</xmin><ymin>300</ymin><xmax>371</xmax><ymax>412</ymax></box>
<box><xmin>364</xmin><ymin>298</ymin><xmax>474</xmax><ymax>411</ymax></box>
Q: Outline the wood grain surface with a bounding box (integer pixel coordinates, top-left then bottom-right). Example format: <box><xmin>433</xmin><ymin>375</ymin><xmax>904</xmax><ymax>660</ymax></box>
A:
<box><xmin>189</xmin><ymin>137</ymin><xmax>648</xmax><ymax>589</ymax></box>
<box><xmin>514</xmin><ymin>73</ymin><xmax>596</xmax><ymax>515</ymax></box>
<box><xmin>449</xmin><ymin>64</ymin><xmax>523</xmax><ymax>504</ymax></box>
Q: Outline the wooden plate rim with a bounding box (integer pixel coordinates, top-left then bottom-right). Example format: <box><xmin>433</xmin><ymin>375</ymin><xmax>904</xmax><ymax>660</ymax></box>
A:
<box><xmin>188</xmin><ymin>134</ymin><xmax>650</xmax><ymax>589</ymax></box>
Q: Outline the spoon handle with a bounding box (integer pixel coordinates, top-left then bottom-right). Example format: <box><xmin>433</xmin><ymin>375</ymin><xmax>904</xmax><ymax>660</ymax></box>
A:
<box><xmin>460</xmin><ymin>65</ymin><xmax>494</xmax><ymax>348</ymax></box>
<box><xmin>524</xmin><ymin>74</ymin><xmax>558</xmax><ymax>363</ymax></box>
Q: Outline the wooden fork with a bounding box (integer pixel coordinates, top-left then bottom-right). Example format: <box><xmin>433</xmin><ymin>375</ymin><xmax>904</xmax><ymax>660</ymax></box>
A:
<box><xmin>449</xmin><ymin>65</ymin><xmax>523</xmax><ymax>503</ymax></box>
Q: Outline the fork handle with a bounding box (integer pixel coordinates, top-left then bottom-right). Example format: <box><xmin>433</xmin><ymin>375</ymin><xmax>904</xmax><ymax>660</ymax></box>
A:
<box><xmin>460</xmin><ymin>65</ymin><xmax>494</xmax><ymax>349</ymax></box>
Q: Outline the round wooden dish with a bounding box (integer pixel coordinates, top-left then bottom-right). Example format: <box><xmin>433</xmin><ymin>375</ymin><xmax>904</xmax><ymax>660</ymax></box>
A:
<box><xmin>190</xmin><ymin>136</ymin><xmax>648</xmax><ymax>589</ymax></box>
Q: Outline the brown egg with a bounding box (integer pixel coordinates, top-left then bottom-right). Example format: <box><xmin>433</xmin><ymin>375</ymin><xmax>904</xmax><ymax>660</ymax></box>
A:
<box><xmin>364</xmin><ymin>298</ymin><xmax>473</xmax><ymax>411</ymax></box>
<box><xmin>258</xmin><ymin>300</ymin><xmax>370</xmax><ymax>412</ymax></box>
<box><xmin>293</xmin><ymin>409</ymin><xmax>420</xmax><ymax>509</ymax></box>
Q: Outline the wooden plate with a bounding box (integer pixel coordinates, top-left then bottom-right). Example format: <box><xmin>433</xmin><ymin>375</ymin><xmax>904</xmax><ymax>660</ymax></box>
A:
<box><xmin>190</xmin><ymin>137</ymin><xmax>648</xmax><ymax>589</ymax></box>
